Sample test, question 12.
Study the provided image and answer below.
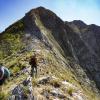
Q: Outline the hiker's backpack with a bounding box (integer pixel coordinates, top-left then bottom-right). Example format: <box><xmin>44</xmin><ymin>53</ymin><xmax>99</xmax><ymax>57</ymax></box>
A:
<box><xmin>0</xmin><ymin>66</ymin><xmax>10</xmax><ymax>80</ymax></box>
<box><xmin>29</xmin><ymin>56</ymin><xmax>37</xmax><ymax>66</ymax></box>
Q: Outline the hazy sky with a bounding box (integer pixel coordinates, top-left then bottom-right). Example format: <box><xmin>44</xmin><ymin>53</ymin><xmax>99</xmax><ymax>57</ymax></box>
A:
<box><xmin>0</xmin><ymin>0</ymin><xmax>100</xmax><ymax>32</ymax></box>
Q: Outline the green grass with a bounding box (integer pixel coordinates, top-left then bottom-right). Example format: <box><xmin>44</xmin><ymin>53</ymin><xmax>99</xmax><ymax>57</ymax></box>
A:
<box><xmin>0</xmin><ymin>92</ymin><xmax>10</xmax><ymax>100</ymax></box>
<box><xmin>5</xmin><ymin>19</ymin><xmax>24</xmax><ymax>33</ymax></box>
<box><xmin>0</xmin><ymin>92</ymin><xmax>6</xmax><ymax>100</ymax></box>
<box><xmin>0</xmin><ymin>19</ymin><xmax>25</xmax><ymax>60</ymax></box>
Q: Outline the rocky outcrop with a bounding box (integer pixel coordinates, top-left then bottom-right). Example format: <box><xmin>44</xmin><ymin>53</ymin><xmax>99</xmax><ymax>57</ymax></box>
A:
<box><xmin>9</xmin><ymin>76</ymin><xmax>34</xmax><ymax>100</ymax></box>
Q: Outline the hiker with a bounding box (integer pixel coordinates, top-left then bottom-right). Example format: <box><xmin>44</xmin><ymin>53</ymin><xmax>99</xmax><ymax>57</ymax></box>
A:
<box><xmin>0</xmin><ymin>64</ymin><xmax>10</xmax><ymax>85</ymax></box>
<box><xmin>29</xmin><ymin>54</ymin><xmax>37</xmax><ymax>77</ymax></box>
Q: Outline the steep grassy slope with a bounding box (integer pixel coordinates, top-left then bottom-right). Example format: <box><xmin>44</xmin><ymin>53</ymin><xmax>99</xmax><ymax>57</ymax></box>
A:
<box><xmin>0</xmin><ymin>20</ymin><xmax>25</xmax><ymax>60</ymax></box>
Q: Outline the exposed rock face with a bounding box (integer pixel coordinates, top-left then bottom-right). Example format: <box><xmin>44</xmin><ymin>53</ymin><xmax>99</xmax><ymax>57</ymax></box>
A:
<box><xmin>66</xmin><ymin>21</ymin><xmax>100</xmax><ymax>90</ymax></box>
<box><xmin>9</xmin><ymin>76</ymin><xmax>34</xmax><ymax>100</ymax></box>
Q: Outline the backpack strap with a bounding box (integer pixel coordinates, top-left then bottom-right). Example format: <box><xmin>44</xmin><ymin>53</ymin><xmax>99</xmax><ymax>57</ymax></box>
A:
<box><xmin>0</xmin><ymin>67</ymin><xmax>4</xmax><ymax>80</ymax></box>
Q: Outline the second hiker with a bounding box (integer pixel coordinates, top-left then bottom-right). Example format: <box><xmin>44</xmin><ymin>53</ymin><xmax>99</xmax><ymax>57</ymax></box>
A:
<box><xmin>0</xmin><ymin>63</ymin><xmax>10</xmax><ymax>91</ymax></box>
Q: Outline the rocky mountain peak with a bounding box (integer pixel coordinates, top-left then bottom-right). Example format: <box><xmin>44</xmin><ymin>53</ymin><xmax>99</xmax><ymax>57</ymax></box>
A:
<box><xmin>24</xmin><ymin>6</ymin><xmax>64</xmax><ymax>31</ymax></box>
<box><xmin>26</xmin><ymin>6</ymin><xmax>56</xmax><ymax>17</ymax></box>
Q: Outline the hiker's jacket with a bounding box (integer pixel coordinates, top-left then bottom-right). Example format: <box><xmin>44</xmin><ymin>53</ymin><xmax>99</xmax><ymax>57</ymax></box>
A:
<box><xmin>0</xmin><ymin>66</ymin><xmax>10</xmax><ymax>81</ymax></box>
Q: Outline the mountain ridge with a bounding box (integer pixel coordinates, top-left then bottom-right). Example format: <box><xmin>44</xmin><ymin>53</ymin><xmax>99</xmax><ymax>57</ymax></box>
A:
<box><xmin>0</xmin><ymin>6</ymin><xmax>100</xmax><ymax>100</ymax></box>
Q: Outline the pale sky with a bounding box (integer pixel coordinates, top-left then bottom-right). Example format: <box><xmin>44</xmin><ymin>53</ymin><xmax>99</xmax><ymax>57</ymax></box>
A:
<box><xmin>0</xmin><ymin>0</ymin><xmax>100</xmax><ymax>32</ymax></box>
